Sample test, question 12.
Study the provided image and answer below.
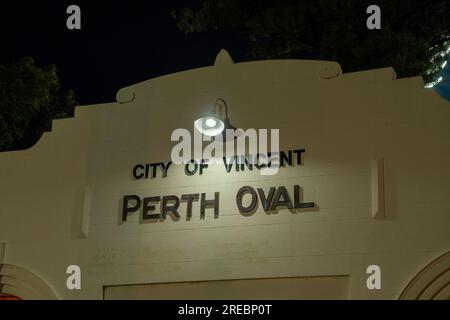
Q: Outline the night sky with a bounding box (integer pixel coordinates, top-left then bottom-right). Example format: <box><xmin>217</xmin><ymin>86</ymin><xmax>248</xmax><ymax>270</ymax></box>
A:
<box><xmin>0</xmin><ymin>1</ymin><xmax>250</xmax><ymax>105</ymax></box>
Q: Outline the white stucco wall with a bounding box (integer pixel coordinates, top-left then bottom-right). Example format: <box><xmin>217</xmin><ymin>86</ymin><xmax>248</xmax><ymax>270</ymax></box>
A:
<box><xmin>0</xmin><ymin>50</ymin><xmax>449</xmax><ymax>299</ymax></box>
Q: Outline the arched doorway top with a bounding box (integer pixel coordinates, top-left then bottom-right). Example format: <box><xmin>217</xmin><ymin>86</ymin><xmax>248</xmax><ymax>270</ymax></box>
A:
<box><xmin>0</xmin><ymin>264</ymin><xmax>57</xmax><ymax>300</ymax></box>
<box><xmin>399</xmin><ymin>251</ymin><xmax>450</xmax><ymax>300</ymax></box>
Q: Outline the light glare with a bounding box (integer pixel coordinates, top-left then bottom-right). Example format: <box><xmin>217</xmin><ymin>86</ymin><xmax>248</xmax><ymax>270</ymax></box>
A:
<box><xmin>206</xmin><ymin>119</ymin><xmax>217</xmax><ymax>127</ymax></box>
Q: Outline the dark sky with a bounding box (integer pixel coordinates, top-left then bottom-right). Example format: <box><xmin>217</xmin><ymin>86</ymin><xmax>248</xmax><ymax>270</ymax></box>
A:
<box><xmin>0</xmin><ymin>1</ymin><xmax>250</xmax><ymax>105</ymax></box>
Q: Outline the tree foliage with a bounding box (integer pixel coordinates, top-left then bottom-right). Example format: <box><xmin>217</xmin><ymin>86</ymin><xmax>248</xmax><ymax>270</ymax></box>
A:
<box><xmin>0</xmin><ymin>57</ymin><xmax>76</xmax><ymax>151</ymax></box>
<box><xmin>173</xmin><ymin>0</ymin><xmax>450</xmax><ymax>82</ymax></box>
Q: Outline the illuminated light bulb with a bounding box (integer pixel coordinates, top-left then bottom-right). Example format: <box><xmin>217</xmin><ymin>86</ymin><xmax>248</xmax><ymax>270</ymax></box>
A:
<box><xmin>206</xmin><ymin>118</ymin><xmax>217</xmax><ymax>128</ymax></box>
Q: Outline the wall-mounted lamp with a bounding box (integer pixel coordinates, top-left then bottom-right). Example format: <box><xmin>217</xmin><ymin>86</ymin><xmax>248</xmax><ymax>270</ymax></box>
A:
<box><xmin>194</xmin><ymin>98</ymin><xmax>236</xmax><ymax>140</ymax></box>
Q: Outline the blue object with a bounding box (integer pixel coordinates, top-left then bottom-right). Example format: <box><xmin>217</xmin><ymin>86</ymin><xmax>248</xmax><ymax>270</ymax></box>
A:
<box><xmin>433</xmin><ymin>56</ymin><xmax>450</xmax><ymax>101</ymax></box>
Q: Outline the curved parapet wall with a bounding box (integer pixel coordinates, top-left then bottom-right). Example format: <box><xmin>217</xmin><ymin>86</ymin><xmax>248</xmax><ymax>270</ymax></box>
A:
<box><xmin>115</xmin><ymin>49</ymin><xmax>343</xmax><ymax>106</ymax></box>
